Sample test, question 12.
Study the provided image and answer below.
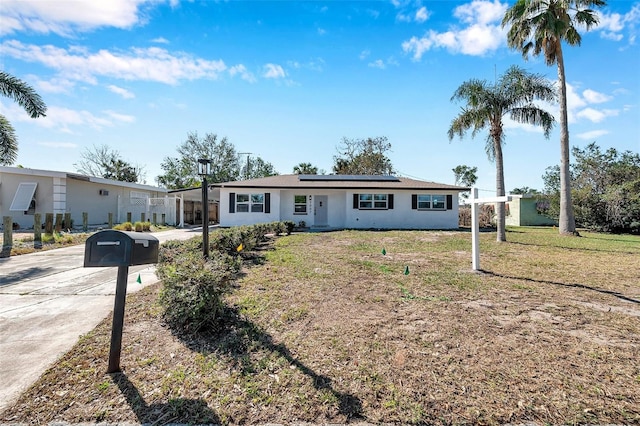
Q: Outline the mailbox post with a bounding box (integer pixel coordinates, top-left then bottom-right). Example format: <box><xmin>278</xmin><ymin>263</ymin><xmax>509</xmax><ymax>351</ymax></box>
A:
<box><xmin>84</xmin><ymin>230</ymin><xmax>159</xmax><ymax>373</ymax></box>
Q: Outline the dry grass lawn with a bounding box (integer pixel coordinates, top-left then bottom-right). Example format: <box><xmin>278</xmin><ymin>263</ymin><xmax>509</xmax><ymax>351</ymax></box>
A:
<box><xmin>2</xmin><ymin>227</ymin><xmax>639</xmax><ymax>425</ymax></box>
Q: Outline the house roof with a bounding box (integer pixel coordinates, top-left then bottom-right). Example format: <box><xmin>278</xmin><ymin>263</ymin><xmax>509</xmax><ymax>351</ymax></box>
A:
<box><xmin>214</xmin><ymin>174</ymin><xmax>469</xmax><ymax>191</ymax></box>
<box><xmin>0</xmin><ymin>166</ymin><xmax>167</xmax><ymax>193</ymax></box>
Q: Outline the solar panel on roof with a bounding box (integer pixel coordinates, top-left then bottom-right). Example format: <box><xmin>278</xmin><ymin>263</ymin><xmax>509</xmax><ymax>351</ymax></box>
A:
<box><xmin>298</xmin><ymin>175</ymin><xmax>400</xmax><ymax>182</ymax></box>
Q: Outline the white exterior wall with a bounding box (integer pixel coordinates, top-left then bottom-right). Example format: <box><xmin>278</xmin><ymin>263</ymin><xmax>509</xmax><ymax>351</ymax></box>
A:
<box><xmin>219</xmin><ymin>187</ymin><xmax>460</xmax><ymax>230</ymax></box>
<box><xmin>219</xmin><ymin>188</ymin><xmax>281</xmax><ymax>227</ymax></box>
<box><xmin>346</xmin><ymin>191</ymin><xmax>458</xmax><ymax>229</ymax></box>
<box><xmin>0</xmin><ymin>172</ymin><xmax>58</xmax><ymax>229</ymax></box>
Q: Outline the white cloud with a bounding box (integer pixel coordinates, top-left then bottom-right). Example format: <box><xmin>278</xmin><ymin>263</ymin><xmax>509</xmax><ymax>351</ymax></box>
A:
<box><xmin>396</xmin><ymin>12</ymin><xmax>412</xmax><ymax>23</ymax></box>
<box><xmin>576</xmin><ymin>130</ymin><xmax>609</xmax><ymax>140</ymax></box>
<box><xmin>229</xmin><ymin>64</ymin><xmax>256</xmax><ymax>83</ymax></box>
<box><xmin>582</xmin><ymin>89</ymin><xmax>611</xmax><ymax>104</ymax></box>
<box><xmin>30</xmin><ymin>76</ymin><xmax>75</xmax><ymax>94</ymax></box>
<box><xmin>600</xmin><ymin>31</ymin><xmax>624</xmax><ymax>41</ymax></box>
<box><xmin>367</xmin><ymin>9</ymin><xmax>380</xmax><ymax>19</ymax></box>
<box><xmin>0</xmin><ymin>0</ymin><xmax>149</xmax><ymax>36</ymax></box>
<box><xmin>0</xmin><ymin>100</ymin><xmax>133</xmax><ymax>133</ymax></box>
<box><xmin>576</xmin><ymin>107</ymin><xmax>619</xmax><ymax>123</ymax></box>
<box><xmin>286</xmin><ymin>58</ymin><xmax>324</xmax><ymax>72</ymax></box>
<box><xmin>263</xmin><ymin>63</ymin><xmax>286</xmax><ymax>79</ymax></box>
<box><xmin>596</xmin><ymin>3</ymin><xmax>640</xmax><ymax>44</ymax></box>
<box><xmin>1</xmin><ymin>40</ymin><xmax>227</xmax><ymax>85</ymax></box>
<box><xmin>152</xmin><ymin>37</ymin><xmax>170</xmax><ymax>44</ymax></box>
<box><xmin>415</xmin><ymin>7</ymin><xmax>430</xmax><ymax>23</ymax></box>
<box><xmin>359</xmin><ymin>50</ymin><xmax>371</xmax><ymax>60</ymax></box>
<box><xmin>38</xmin><ymin>141</ymin><xmax>78</xmax><ymax>149</ymax></box>
<box><xmin>565</xmin><ymin>82</ymin><xmax>587</xmax><ymax>123</ymax></box>
<box><xmin>368</xmin><ymin>57</ymin><xmax>398</xmax><ymax>69</ymax></box>
<box><xmin>368</xmin><ymin>59</ymin><xmax>386</xmax><ymax>69</ymax></box>
<box><xmin>454</xmin><ymin>0</ymin><xmax>506</xmax><ymax>25</ymax></box>
<box><xmin>104</xmin><ymin>110</ymin><xmax>136</xmax><ymax>123</ymax></box>
<box><xmin>597</xmin><ymin>11</ymin><xmax>625</xmax><ymax>32</ymax></box>
<box><xmin>393</xmin><ymin>1</ymin><xmax>431</xmax><ymax>23</ymax></box>
<box><xmin>107</xmin><ymin>85</ymin><xmax>135</xmax><ymax>99</ymax></box>
<box><xmin>402</xmin><ymin>0</ymin><xmax>507</xmax><ymax>59</ymax></box>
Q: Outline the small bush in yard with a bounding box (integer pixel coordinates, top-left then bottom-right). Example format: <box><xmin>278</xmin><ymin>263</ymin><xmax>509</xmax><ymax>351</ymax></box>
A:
<box><xmin>114</xmin><ymin>222</ymin><xmax>133</xmax><ymax>231</ymax></box>
<box><xmin>157</xmin><ymin>239</ymin><xmax>241</xmax><ymax>333</ymax></box>
<box><xmin>134</xmin><ymin>221</ymin><xmax>144</xmax><ymax>232</ymax></box>
<box><xmin>283</xmin><ymin>220</ymin><xmax>295</xmax><ymax>234</ymax></box>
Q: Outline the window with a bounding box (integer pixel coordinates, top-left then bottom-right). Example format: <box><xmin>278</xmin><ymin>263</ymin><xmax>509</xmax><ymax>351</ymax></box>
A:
<box><xmin>251</xmin><ymin>194</ymin><xmax>264</xmax><ymax>212</ymax></box>
<box><xmin>10</xmin><ymin>182</ymin><xmax>37</xmax><ymax>211</ymax></box>
<box><xmin>358</xmin><ymin>193</ymin><xmax>389</xmax><ymax>210</ymax></box>
<box><xmin>413</xmin><ymin>194</ymin><xmax>452</xmax><ymax>210</ymax></box>
<box><xmin>236</xmin><ymin>194</ymin><xmax>250</xmax><ymax>212</ymax></box>
<box><xmin>294</xmin><ymin>195</ymin><xmax>307</xmax><ymax>214</ymax></box>
<box><xmin>236</xmin><ymin>193</ymin><xmax>264</xmax><ymax>213</ymax></box>
<box><xmin>417</xmin><ymin>195</ymin><xmax>431</xmax><ymax>210</ymax></box>
<box><xmin>432</xmin><ymin>195</ymin><xmax>446</xmax><ymax>209</ymax></box>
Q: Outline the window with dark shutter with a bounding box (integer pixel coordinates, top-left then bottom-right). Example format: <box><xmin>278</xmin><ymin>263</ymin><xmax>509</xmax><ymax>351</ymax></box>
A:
<box><xmin>353</xmin><ymin>193</ymin><xmax>359</xmax><ymax>209</ymax></box>
<box><xmin>446</xmin><ymin>194</ymin><xmax>453</xmax><ymax>210</ymax></box>
<box><xmin>412</xmin><ymin>194</ymin><xmax>418</xmax><ymax>210</ymax></box>
<box><xmin>229</xmin><ymin>192</ymin><xmax>235</xmax><ymax>213</ymax></box>
<box><xmin>388</xmin><ymin>194</ymin><xmax>394</xmax><ymax>209</ymax></box>
<box><xmin>265</xmin><ymin>193</ymin><xmax>271</xmax><ymax>213</ymax></box>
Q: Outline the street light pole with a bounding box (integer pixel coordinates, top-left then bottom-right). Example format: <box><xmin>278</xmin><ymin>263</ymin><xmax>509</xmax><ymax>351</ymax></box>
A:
<box><xmin>198</xmin><ymin>158</ymin><xmax>211</xmax><ymax>258</ymax></box>
<box><xmin>239</xmin><ymin>152</ymin><xmax>252</xmax><ymax>180</ymax></box>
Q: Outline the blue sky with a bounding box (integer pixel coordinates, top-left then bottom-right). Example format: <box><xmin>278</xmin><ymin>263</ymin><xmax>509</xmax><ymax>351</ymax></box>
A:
<box><xmin>1</xmin><ymin>0</ymin><xmax>638</xmax><ymax>194</ymax></box>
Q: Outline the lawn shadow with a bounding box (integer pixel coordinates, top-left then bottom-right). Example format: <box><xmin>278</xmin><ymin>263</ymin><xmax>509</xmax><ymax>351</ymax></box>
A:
<box><xmin>481</xmin><ymin>270</ymin><xmax>640</xmax><ymax>304</ymax></box>
<box><xmin>508</xmin><ymin>240</ymin><xmax>639</xmax><ymax>255</ymax></box>
<box><xmin>172</xmin><ymin>306</ymin><xmax>364</xmax><ymax>421</ymax></box>
<box><xmin>110</xmin><ymin>371</ymin><xmax>219</xmax><ymax>424</ymax></box>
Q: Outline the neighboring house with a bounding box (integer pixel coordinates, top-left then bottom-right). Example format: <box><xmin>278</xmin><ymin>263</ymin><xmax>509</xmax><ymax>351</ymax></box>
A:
<box><xmin>214</xmin><ymin>174</ymin><xmax>468</xmax><ymax>230</ymax></box>
<box><xmin>506</xmin><ymin>194</ymin><xmax>557</xmax><ymax>227</ymax></box>
<box><xmin>0</xmin><ymin>166</ymin><xmax>173</xmax><ymax>229</ymax></box>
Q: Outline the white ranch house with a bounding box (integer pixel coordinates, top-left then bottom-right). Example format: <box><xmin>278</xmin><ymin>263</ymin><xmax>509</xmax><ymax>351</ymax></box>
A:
<box><xmin>214</xmin><ymin>174</ymin><xmax>468</xmax><ymax>230</ymax></box>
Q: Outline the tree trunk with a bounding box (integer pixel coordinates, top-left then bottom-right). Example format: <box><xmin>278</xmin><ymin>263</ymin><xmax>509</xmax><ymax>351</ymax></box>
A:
<box><xmin>494</xmin><ymin>130</ymin><xmax>506</xmax><ymax>242</ymax></box>
<box><xmin>556</xmin><ymin>43</ymin><xmax>577</xmax><ymax>235</ymax></box>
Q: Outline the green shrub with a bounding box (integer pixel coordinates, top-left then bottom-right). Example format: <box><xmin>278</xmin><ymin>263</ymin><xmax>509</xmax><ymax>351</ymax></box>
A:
<box><xmin>283</xmin><ymin>220</ymin><xmax>295</xmax><ymax>235</ymax></box>
<box><xmin>143</xmin><ymin>221</ymin><xmax>151</xmax><ymax>231</ymax></box>
<box><xmin>157</xmin><ymin>222</ymin><xmax>289</xmax><ymax>334</ymax></box>
<box><xmin>114</xmin><ymin>222</ymin><xmax>133</xmax><ymax>231</ymax></box>
<box><xmin>157</xmin><ymin>238</ymin><xmax>241</xmax><ymax>333</ymax></box>
<box><xmin>134</xmin><ymin>221</ymin><xmax>144</xmax><ymax>232</ymax></box>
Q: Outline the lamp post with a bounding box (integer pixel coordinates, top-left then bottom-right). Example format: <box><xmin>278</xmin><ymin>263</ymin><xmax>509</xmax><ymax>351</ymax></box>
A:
<box><xmin>198</xmin><ymin>158</ymin><xmax>211</xmax><ymax>258</ymax></box>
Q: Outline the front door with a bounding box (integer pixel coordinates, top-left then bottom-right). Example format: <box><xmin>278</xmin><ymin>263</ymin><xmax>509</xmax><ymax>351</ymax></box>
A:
<box><xmin>314</xmin><ymin>195</ymin><xmax>328</xmax><ymax>227</ymax></box>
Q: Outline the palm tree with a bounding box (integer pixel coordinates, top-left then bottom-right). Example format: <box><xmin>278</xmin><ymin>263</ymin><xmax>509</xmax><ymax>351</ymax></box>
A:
<box><xmin>293</xmin><ymin>162</ymin><xmax>318</xmax><ymax>175</ymax></box>
<box><xmin>0</xmin><ymin>71</ymin><xmax>47</xmax><ymax>165</ymax></box>
<box><xmin>502</xmin><ymin>0</ymin><xmax>605</xmax><ymax>235</ymax></box>
<box><xmin>448</xmin><ymin>65</ymin><xmax>556</xmax><ymax>242</ymax></box>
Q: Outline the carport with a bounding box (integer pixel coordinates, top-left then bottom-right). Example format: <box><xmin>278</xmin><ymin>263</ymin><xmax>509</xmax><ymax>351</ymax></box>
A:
<box><xmin>167</xmin><ymin>185</ymin><xmax>220</xmax><ymax>227</ymax></box>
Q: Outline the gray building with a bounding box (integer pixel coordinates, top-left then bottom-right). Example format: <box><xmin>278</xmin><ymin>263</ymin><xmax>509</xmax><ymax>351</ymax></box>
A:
<box><xmin>0</xmin><ymin>166</ymin><xmax>175</xmax><ymax>229</ymax></box>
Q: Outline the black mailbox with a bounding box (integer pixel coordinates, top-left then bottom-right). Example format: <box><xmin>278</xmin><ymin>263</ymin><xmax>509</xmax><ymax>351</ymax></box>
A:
<box><xmin>84</xmin><ymin>230</ymin><xmax>159</xmax><ymax>267</ymax></box>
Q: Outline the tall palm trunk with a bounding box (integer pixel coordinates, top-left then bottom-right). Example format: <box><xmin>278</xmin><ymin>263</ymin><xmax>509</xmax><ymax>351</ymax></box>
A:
<box><xmin>492</xmin><ymin>125</ymin><xmax>507</xmax><ymax>242</ymax></box>
<box><xmin>555</xmin><ymin>42</ymin><xmax>577</xmax><ymax>234</ymax></box>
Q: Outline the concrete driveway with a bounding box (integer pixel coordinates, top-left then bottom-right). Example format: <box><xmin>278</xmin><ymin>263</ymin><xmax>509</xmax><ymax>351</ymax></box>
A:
<box><xmin>0</xmin><ymin>227</ymin><xmax>204</xmax><ymax>412</ymax></box>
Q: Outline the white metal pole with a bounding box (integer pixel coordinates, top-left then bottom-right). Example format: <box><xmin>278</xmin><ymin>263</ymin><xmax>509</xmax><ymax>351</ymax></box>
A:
<box><xmin>179</xmin><ymin>194</ymin><xmax>184</xmax><ymax>228</ymax></box>
<box><xmin>471</xmin><ymin>188</ymin><xmax>480</xmax><ymax>271</ymax></box>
